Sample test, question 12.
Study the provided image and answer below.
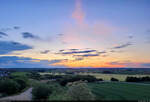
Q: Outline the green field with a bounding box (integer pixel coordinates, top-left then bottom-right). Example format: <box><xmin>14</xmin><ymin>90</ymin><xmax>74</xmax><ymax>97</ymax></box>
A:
<box><xmin>39</xmin><ymin>72</ymin><xmax>65</xmax><ymax>75</ymax></box>
<box><xmin>11</xmin><ymin>72</ymin><xmax>28</xmax><ymax>77</ymax></box>
<box><xmin>78</xmin><ymin>73</ymin><xmax>150</xmax><ymax>81</ymax></box>
<box><xmin>88</xmin><ymin>82</ymin><xmax>150</xmax><ymax>100</ymax></box>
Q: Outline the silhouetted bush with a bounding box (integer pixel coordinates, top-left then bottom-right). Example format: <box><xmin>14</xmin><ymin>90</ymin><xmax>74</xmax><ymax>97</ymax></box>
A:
<box><xmin>97</xmin><ymin>78</ymin><xmax>103</xmax><ymax>81</ymax></box>
<box><xmin>126</xmin><ymin>76</ymin><xmax>150</xmax><ymax>82</ymax></box>
<box><xmin>111</xmin><ymin>77</ymin><xmax>119</xmax><ymax>81</ymax></box>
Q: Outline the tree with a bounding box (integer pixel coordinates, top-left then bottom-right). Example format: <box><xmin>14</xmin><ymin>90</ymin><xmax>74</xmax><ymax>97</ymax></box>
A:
<box><xmin>32</xmin><ymin>84</ymin><xmax>52</xmax><ymax>100</ymax></box>
<box><xmin>14</xmin><ymin>77</ymin><xmax>28</xmax><ymax>91</ymax></box>
<box><xmin>0</xmin><ymin>79</ymin><xmax>20</xmax><ymax>95</ymax></box>
<box><xmin>67</xmin><ymin>81</ymin><xmax>95</xmax><ymax>100</ymax></box>
<box><xmin>111</xmin><ymin>77</ymin><xmax>119</xmax><ymax>81</ymax></box>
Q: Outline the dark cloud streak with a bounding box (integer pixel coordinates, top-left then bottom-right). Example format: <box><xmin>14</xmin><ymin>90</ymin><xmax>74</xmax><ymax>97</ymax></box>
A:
<box><xmin>113</xmin><ymin>42</ymin><xmax>132</xmax><ymax>49</ymax></box>
<box><xmin>0</xmin><ymin>41</ymin><xmax>32</xmax><ymax>54</ymax></box>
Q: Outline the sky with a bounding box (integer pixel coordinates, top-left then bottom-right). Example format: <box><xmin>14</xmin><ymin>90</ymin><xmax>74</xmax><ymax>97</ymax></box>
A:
<box><xmin>0</xmin><ymin>0</ymin><xmax>150</xmax><ymax>68</ymax></box>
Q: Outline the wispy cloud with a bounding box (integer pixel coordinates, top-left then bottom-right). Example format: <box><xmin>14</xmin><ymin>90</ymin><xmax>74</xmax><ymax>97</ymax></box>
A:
<box><xmin>74</xmin><ymin>53</ymin><xmax>99</xmax><ymax>57</ymax></box>
<box><xmin>60</xmin><ymin>49</ymin><xmax>97</xmax><ymax>54</ymax></box>
<box><xmin>0</xmin><ymin>56</ymin><xmax>65</xmax><ymax>68</ymax></box>
<box><xmin>62</xmin><ymin>0</ymin><xmax>117</xmax><ymax>48</ymax></box>
<box><xmin>22</xmin><ymin>32</ymin><xmax>40</xmax><ymax>39</ymax></box>
<box><xmin>0</xmin><ymin>28</ymin><xmax>11</xmax><ymax>32</ymax></box>
<box><xmin>0</xmin><ymin>41</ymin><xmax>32</xmax><ymax>54</ymax></box>
<box><xmin>141</xmin><ymin>63</ymin><xmax>150</xmax><ymax>67</ymax></box>
<box><xmin>72</xmin><ymin>0</ymin><xmax>85</xmax><ymax>25</ymax></box>
<box><xmin>128</xmin><ymin>35</ymin><xmax>133</xmax><ymax>39</ymax></box>
<box><xmin>0</xmin><ymin>32</ymin><xmax>8</xmax><ymax>38</ymax></box>
<box><xmin>40</xmin><ymin>50</ymin><xmax>50</xmax><ymax>54</ymax></box>
<box><xmin>14</xmin><ymin>26</ymin><xmax>20</xmax><ymax>30</ymax></box>
<box><xmin>113</xmin><ymin>42</ymin><xmax>132</xmax><ymax>49</ymax></box>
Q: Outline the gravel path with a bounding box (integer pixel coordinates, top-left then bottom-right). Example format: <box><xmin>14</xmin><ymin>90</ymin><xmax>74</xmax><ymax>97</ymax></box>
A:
<box><xmin>0</xmin><ymin>88</ymin><xmax>32</xmax><ymax>101</ymax></box>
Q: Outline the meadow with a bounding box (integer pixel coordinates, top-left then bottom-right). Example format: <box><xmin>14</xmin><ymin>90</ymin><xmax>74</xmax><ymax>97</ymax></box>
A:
<box><xmin>88</xmin><ymin>82</ymin><xmax>150</xmax><ymax>100</ymax></box>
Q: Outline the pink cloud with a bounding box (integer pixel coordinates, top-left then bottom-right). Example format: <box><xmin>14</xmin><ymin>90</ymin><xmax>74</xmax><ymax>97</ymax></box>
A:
<box><xmin>62</xmin><ymin>0</ymin><xmax>117</xmax><ymax>49</ymax></box>
<box><xmin>72</xmin><ymin>0</ymin><xmax>85</xmax><ymax>25</ymax></box>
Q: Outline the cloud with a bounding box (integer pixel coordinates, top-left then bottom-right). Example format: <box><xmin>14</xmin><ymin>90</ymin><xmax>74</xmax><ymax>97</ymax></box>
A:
<box><xmin>98</xmin><ymin>51</ymin><xmax>107</xmax><ymax>54</ymax></box>
<box><xmin>72</xmin><ymin>0</ymin><xmax>85</xmax><ymax>25</ymax></box>
<box><xmin>141</xmin><ymin>63</ymin><xmax>150</xmax><ymax>67</ymax></box>
<box><xmin>0</xmin><ymin>56</ymin><xmax>65</xmax><ymax>68</ymax></box>
<box><xmin>40</xmin><ymin>50</ymin><xmax>50</xmax><ymax>54</ymax></box>
<box><xmin>0</xmin><ymin>32</ymin><xmax>8</xmax><ymax>38</ymax></box>
<box><xmin>0</xmin><ymin>41</ymin><xmax>32</xmax><ymax>54</ymax></box>
<box><xmin>75</xmin><ymin>57</ymin><xmax>84</xmax><ymax>61</ymax></box>
<box><xmin>128</xmin><ymin>35</ymin><xmax>133</xmax><ymax>39</ymax></box>
<box><xmin>57</xmin><ymin>49</ymin><xmax>106</xmax><ymax>58</ymax></box>
<box><xmin>58</xmin><ymin>34</ymin><xmax>64</xmax><ymax>36</ymax></box>
<box><xmin>22</xmin><ymin>32</ymin><xmax>40</xmax><ymax>39</ymax></box>
<box><xmin>107</xmin><ymin>61</ymin><xmax>145</xmax><ymax>68</ymax></box>
<box><xmin>74</xmin><ymin>53</ymin><xmax>99</xmax><ymax>57</ymax></box>
<box><xmin>62</xmin><ymin>0</ymin><xmax>117</xmax><ymax>48</ymax></box>
<box><xmin>0</xmin><ymin>28</ymin><xmax>11</xmax><ymax>32</ymax></box>
<box><xmin>14</xmin><ymin>26</ymin><xmax>20</xmax><ymax>30</ymax></box>
<box><xmin>69</xmin><ymin>49</ymin><xmax>79</xmax><ymax>51</ymax></box>
<box><xmin>113</xmin><ymin>42</ymin><xmax>132</xmax><ymax>49</ymax></box>
<box><xmin>60</xmin><ymin>49</ymin><xmax>97</xmax><ymax>54</ymax></box>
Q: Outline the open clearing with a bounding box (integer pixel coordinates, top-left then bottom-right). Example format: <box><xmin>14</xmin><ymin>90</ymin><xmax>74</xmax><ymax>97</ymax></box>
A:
<box><xmin>88</xmin><ymin>82</ymin><xmax>150</xmax><ymax>100</ymax></box>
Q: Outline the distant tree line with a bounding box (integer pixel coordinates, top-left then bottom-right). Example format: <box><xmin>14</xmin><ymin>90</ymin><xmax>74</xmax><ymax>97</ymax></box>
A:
<box><xmin>126</xmin><ymin>76</ymin><xmax>150</xmax><ymax>82</ymax></box>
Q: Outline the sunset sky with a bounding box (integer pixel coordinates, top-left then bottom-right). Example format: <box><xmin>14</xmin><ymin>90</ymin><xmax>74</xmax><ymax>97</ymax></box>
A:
<box><xmin>0</xmin><ymin>0</ymin><xmax>150</xmax><ymax>68</ymax></box>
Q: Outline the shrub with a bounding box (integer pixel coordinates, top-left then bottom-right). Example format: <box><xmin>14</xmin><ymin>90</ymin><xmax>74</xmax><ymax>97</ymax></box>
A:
<box><xmin>67</xmin><ymin>81</ymin><xmax>95</xmax><ymax>100</ymax></box>
<box><xmin>14</xmin><ymin>77</ymin><xmax>28</xmax><ymax>91</ymax></box>
<box><xmin>126</xmin><ymin>76</ymin><xmax>150</xmax><ymax>82</ymax></box>
<box><xmin>0</xmin><ymin>79</ymin><xmax>20</xmax><ymax>95</ymax></box>
<box><xmin>111</xmin><ymin>77</ymin><xmax>119</xmax><ymax>81</ymax></box>
<box><xmin>32</xmin><ymin>84</ymin><xmax>52</xmax><ymax>100</ymax></box>
<box><xmin>59</xmin><ymin>75</ymin><xmax>98</xmax><ymax>86</ymax></box>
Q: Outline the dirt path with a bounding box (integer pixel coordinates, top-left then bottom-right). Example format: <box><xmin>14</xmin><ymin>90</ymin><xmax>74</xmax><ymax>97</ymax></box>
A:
<box><xmin>0</xmin><ymin>88</ymin><xmax>32</xmax><ymax>101</ymax></box>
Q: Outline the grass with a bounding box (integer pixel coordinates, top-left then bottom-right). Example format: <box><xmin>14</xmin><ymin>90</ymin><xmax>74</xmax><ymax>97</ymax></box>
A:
<box><xmin>39</xmin><ymin>72</ymin><xmax>65</xmax><ymax>75</ymax></box>
<box><xmin>78</xmin><ymin>73</ymin><xmax>150</xmax><ymax>81</ymax></box>
<box><xmin>88</xmin><ymin>82</ymin><xmax>150</xmax><ymax>100</ymax></box>
<box><xmin>48</xmin><ymin>86</ymin><xmax>68</xmax><ymax>101</ymax></box>
<box><xmin>11</xmin><ymin>72</ymin><xmax>28</xmax><ymax>77</ymax></box>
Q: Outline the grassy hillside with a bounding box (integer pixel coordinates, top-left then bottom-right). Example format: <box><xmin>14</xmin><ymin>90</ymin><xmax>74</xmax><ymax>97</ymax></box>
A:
<box><xmin>88</xmin><ymin>82</ymin><xmax>150</xmax><ymax>100</ymax></box>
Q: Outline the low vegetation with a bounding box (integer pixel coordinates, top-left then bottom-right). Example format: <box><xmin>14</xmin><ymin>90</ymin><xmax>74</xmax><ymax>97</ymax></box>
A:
<box><xmin>126</xmin><ymin>76</ymin><xmax>150</xmax><ymax>82</ymax></box>
<box><xmin>32</xmin><ymin>83</ymin><xmax>52</xmax><ymax>100</ymax></box>
<box><xmin>0</xmin><ymin>69</ymin><xmax>150</xmax><ymax>101</ymax></box>
<box><xmin>66</xmin><ymin>81</ymin><xmax>95</xmax><ymax>100</ymax></box>
<box><xmin>88</xmin><ymin>82</ymin><xmax>150</xmax><ymax>100</ymax></box>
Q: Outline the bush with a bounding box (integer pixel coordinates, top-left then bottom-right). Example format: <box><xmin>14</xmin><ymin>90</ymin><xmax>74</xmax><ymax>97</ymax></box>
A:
<box><xmin>59</xmin><ymin>75</ymin><xmax>98</xmax><ymax>86</ymax></box>
<box><xmin>14</xmin><ymin>77</ymin><xmax>28</xmax><ymax>91</ymax></box>
<box><xmin>125</xmin><ymin>76</ymin><xmax>150</xmax><ymax>82</ymax></box>
<box><xmin>0</xmin><ymin>79</ymin><xmax>20</xmax><ymax>95</ymax></box>
<box><xmin>67</xmin><ymin>81</ymin><xmax>95</xmax><ymax>100</ymax></box>
<box><xmin>111</xmin><ymin>77</ymin><xmax>119</xmax><ymax>81</ymax></box>
<box><xmin>32</xmin><ymin>84</ymin><xmax>52</xmax><ymax>100</ymax></box>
